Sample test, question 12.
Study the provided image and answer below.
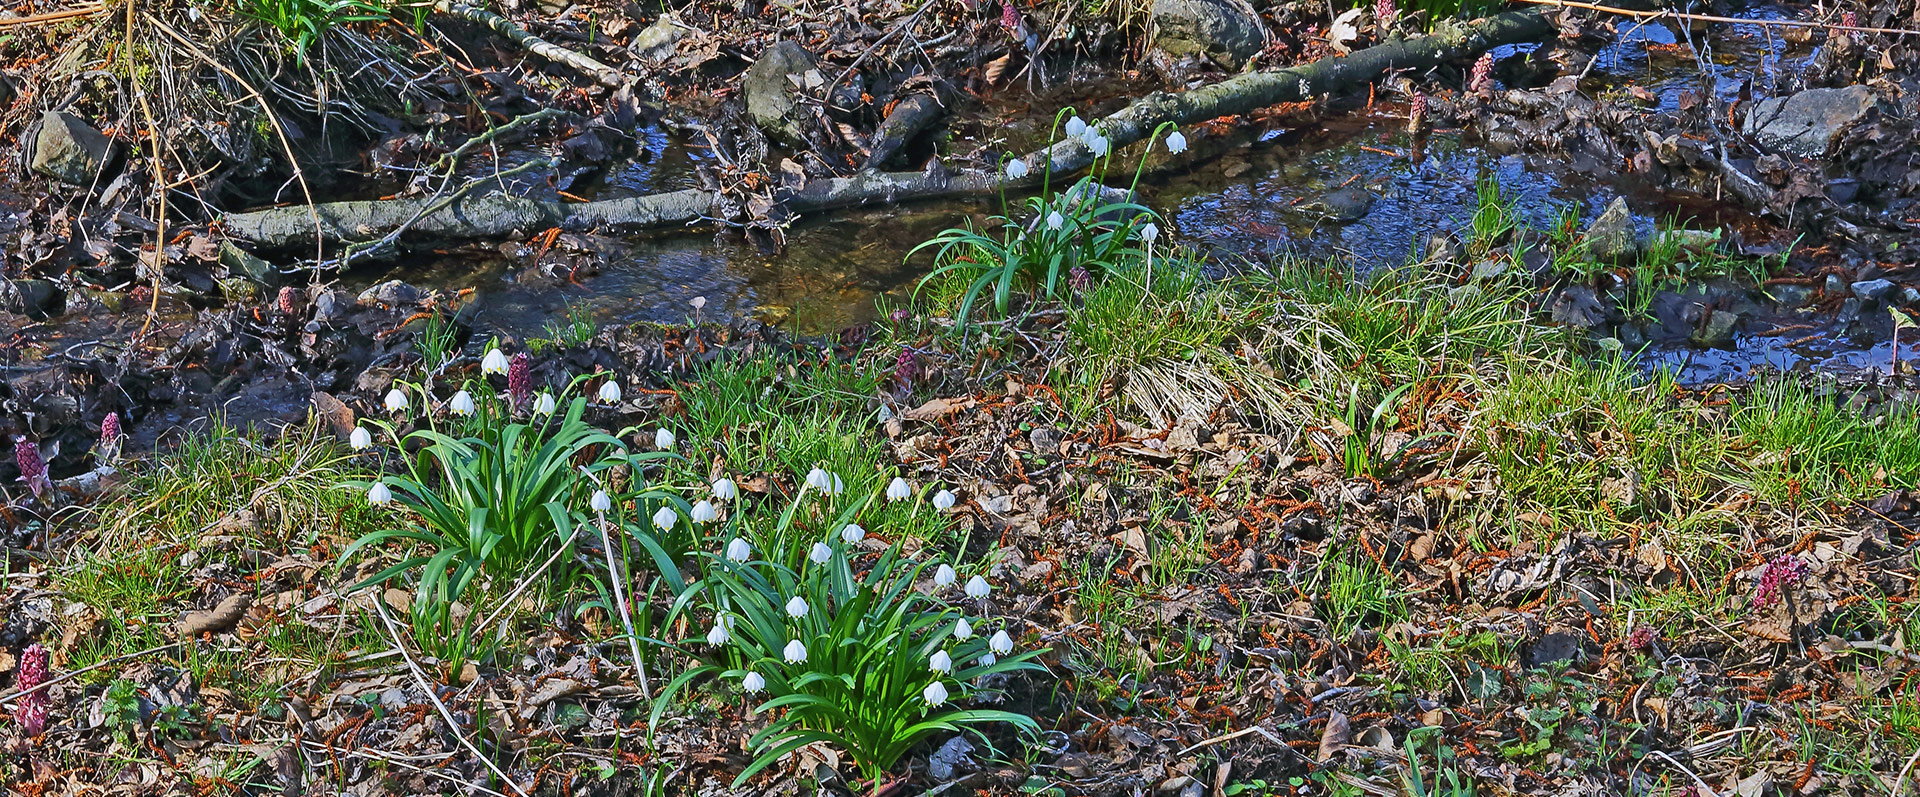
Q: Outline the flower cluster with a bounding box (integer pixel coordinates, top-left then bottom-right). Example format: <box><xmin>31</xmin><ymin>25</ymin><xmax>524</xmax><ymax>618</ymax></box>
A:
<box><xmin>1626</xmin><ymin>624</ymin><xmax>1657</xmax><ymax>651</ymax></box>
<box><xmin>276</xmin><ymin>286</ymin><xmax>300</xmax><ymax>317</ymax></box>
<box><xmin>1470</xmin><ymin>53</ymin><xmax>1495</xmax><ymax>96</ymax></box>
<box><xmin>1374</xmin><ymin>0</ymin><xmax>1395</xmax><ymax>29</ymax></box>
<box><xmin>1751</xmin><ymin>554</ymin><xmax>1810</xmax><ymax>609</ymax></box>
<box><xmin>13</xmin><ymin>437</ymin><xmax>48</xmax><ymax>498</ymax></box>
<box><xmin>15</xmin><ymin>642</ymin><xmax>49</xmax><ymax>737</ymax></box>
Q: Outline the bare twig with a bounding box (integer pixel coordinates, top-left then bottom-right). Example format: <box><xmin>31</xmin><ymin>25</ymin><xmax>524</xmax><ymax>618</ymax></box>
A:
<box><xmin>372</xmin><ymin>599</ymin><xmax>532</xmax><ymax>797</ymax></box>
<box><xmin>581</xmin><ymin>466</ymin><xmax>653</xmax><ymax>700</ymax></box>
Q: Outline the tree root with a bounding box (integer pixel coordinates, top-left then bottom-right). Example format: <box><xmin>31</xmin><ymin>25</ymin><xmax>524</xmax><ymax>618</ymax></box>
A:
<box><xmin>221</xmin><ymin>10</ymin><xmax>1553</xmax><ymax>251</ymax></box>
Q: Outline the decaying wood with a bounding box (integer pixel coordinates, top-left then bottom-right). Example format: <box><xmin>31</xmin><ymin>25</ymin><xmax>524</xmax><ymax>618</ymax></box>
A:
<box><xmin>436</xmin><ymin>0</ymin><xmax>627</xmax><ymax>87</ymax></box>
<box><xmin>221</xmin><ymin>11</ymin><xmax>1553</xmax><ymax>250</ymax></box>
<box><xmin>864</xmin><ymin>92</ymin><xmax>946</xmax><ymax>171</ymax></box>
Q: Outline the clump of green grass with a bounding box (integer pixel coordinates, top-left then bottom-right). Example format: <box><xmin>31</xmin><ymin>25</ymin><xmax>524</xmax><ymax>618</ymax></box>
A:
<box><xmin>1732</xmin><ymin>378</ymin><xmax>1920</xmax><ymax>505</ymax></box>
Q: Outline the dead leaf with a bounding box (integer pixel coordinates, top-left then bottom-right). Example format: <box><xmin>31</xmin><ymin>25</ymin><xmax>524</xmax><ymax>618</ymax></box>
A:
<box><xmin>904</xmin><ymin>396</ymin><xmax>976</xmax><ymax>422</ymax></box>
<box><xmin>1317</xmin><ymin>710</ymin><xmax>1351</xmax><ymax>761</ymax></box>
<box><xmin>177</xmin><ymin>593</ymin><xmax>251</xmax><ymax>637</ymax></box>
<box><xmin>984</xmin><ymin>54</ymin><xmax>1011</xmax><ymax>85</ymax></box>
<box><xmin>1328</xmin><ymin>8</ymin><xmax>1364</xmax><ymax>53</ymax></box>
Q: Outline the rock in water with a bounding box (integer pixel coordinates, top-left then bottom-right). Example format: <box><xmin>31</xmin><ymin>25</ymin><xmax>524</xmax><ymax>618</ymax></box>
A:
<box><xmin>743</xmin><ymin>40</ymin><xmax>823</xmax><ymax>146</ymax></box>
<box><xmin>1851</xmin><ymin>278</ymin><xmax>1894</xmax><ymax>304</ymax></box>
<box><xmin>1741</xmin><ymin>85</ymin><xmax>1885</xmax><ymax>160</ymax></box>
<box><xmin>31</xmin><ymin>111</ymin><xmax>116</xmax><ymax>186</ymax></box>
<box><xmin>1585</xmin><ymin>196</ymin><xmax>1640</xmax><ymax>261</ymax></box>
<box><xmin>1150</xmin><ymin>0</ymin><xmax>1266</xmax><ymax>71</ymax></box>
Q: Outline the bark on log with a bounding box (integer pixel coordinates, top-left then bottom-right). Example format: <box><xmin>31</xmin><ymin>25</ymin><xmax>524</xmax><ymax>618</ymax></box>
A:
<box><xmin>222</xmin><ymin>11</ymin><xmax>1552</xmax><ymax>250</ymax></box>
<box><xmin>863</xmin><ymin>93</ymin><xmax>946</xmax><ymax>171</ymax></box>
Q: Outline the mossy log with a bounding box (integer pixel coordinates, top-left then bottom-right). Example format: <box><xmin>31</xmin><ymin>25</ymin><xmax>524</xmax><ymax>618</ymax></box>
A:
<box><xmin>222</xmin><ymin>11</ymin><xmax>1554</xmax><ymax>250</ymax></box>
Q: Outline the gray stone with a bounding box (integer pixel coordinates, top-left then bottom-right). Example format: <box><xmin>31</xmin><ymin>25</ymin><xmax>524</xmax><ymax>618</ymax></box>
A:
<box><xmin>927</xmin><ymin>735</ymin><xmax>976</xmax><ymax>781</ymax></box>
<box><xmin>220</xmin><ymin>241</ymin><xmax>280</xmax><ymax>287</ymax></box>
<box><xmin>1824</xmin><ymin>273</ymin><xmax>1847</xmax><ymax>297</ymax></box>
<box><xmin>1306</xmin><ymin>185</ymin><xmax>1375</xmax><ymax>222</ymax></box>
<box><xmin>1585</xmin><ymin>196</ymin><xmax>1640</xmax><ymax>260</ymax></box>
<box><xmin>743</xmin><ymin>40</ymin><xmax>823</xmax><ymax>146</ymax></box>
<box><xmin>1150</xmin><ymin>0</ymin><xmax>1265</xmax><ymax>70</ymax></box>
<box><xmin>31</xmin><ymin>111</ymin><xmax>115</xmax><ymax>186</ymax></box>
<box><xmin>1852</xmin><ymin>279</ymin><xmax>1894</xmax><ymax>303</ymax></box>
<box><xmin>1770</xmin><ymin>283</ymin><xmax>1815</xmax><ymax>309</ymax></box>
<box><xmin>630</xmin><ymin>13</ymin><xmax>686</xmax><ymax>61</ymax></box>
<box><xmin>0</xmin><ymin>278</ymin><xmax>63</xmax><ymax>319</ymax></box>
<box><xmin>1741</xmin><ymin>85</ymin><xmax>1884</xmax><ymax>160</ymax></box>
<box><xmin>1524</xmin><ymin>631</ymin><xmax>1585</xmax><ymax>668</ymax></box>
<box><xmin>1692</xmin><ymin>310</ymin><xmax>1739</xmax><ymax>348</ymax></box>
<box><xmin>1903</xmin><ymin>287</ymin><xmax>1920</xmax><ymax>306</ymax></box>
<box><xmin>357</xmin><ymin>280</ymin><xmax>427</xmax><ymax>307</ymax></box>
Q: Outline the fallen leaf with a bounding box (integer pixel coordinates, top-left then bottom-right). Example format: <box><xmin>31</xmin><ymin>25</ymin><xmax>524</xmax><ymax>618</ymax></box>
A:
<box><xmin>177</xmin><ymin>593</ymin><xmax>252</xmax><ymax>637</ymax></box>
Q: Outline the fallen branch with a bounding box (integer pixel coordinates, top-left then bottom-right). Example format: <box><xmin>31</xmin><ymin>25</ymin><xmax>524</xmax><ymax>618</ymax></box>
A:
<box><xmin>0</xmin><ymin>4</ymin><xmax>105</xmax><ymax>27</ymax></box>
<box><xmin>435</xmin><ymin>0</ymin><xmax>626</xmax><ymax>87</ymax></box>
<box><xmin>222</xmin><ymin>11</ymin><xmax>1553</xmax><ymax>250</ymax></box>
<box><xmin>1508</xmin><ymin>0</ymin><xmax>1920</xmax><ymax>37</ymax></box>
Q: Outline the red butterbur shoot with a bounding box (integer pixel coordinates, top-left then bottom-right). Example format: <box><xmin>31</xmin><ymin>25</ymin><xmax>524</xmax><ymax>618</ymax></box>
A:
<box><xmin>13</xmin><ymin>437</ymin><xmax>49</xmax><ymax>498</ymax></box>
<box><xmin>17</xmin><ymin>643</ymin><xmax>49</xmax><ymax>736</ymax></box>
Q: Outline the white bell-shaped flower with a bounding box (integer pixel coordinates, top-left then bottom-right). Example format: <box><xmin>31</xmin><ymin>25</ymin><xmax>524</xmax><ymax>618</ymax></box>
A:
<box><xmin>965</xmin><ymin>575</ymin><xmax>991</xmax><ymax>599</ymax></box>
<box><xmin>954</xmin><ymin>617</ymin><xmax>974</xmax><ymax>640</ymax></box>
<box><xmin>785</xmin><ymin>596</ymin><xmax>809</xmax><ymax>618</ymax></box>
<box><xmin>990</xmin><ymin>629</ymin><xmax>1014</xmax><ymax>655</ymax></box>
<box><xmin>384</xmin><ymin>389</ymin><xmax>409</xmax><ymax>413</ymax></box>
<box><xmin>809</xmin><ymin>541</ymin><xmax>833</xmax><ymax>565</ymax></box>
<box><xmin>654</xmin><ymin>428</ymin><xmax>675</xmax><ymax>450</ymax></box>
<box><xmin>1165</xmin><ymin>130</ymin><xmax>1188</xmax><ymax>154</ymax></box>
<box><xmin>923</xmin><ymin>680</ymin><xmax>949</xmax><ymax>706</ymax></box>
<box><xmin>933</xmin><ymin>490</ymin><xmax>957</xmax><ymax>510</ymax></box>
<box><xmin>1005</xmin><ymin>158</ymin><xmax>1030</xmax><ymax>180</ymax></box>
<box><xmin>598</xmin><ymin>381</ymin><xmax>623</xmax><ymax>404</ymax></box>
<box><xmin>712</xmin><ymin>477</ymin><xmax>738</xmax><ymax>501</ymax></box>
<box><xmin>978</xmin><ymin>652</ymin><xmax>998</xmax><ymax>667</ymax></box>
<box><xmin>1139</xmin><ymin>222</ymin><xmax>1159</xmax><ymax>244</ymax></box>
<box><xmin>367</xmin><ymin>482</ymin><xmax>393</xmax><ymax>505</ymax></box>
<box><xmin>448</xmin><ymin>390</ymin><xmax>475</xmax><ymax>416</ymax></box>
<box><xmin>706</xmin><ymin>623</ymin><xmax>730</xmax><ymax>646</ymax></box>
<box><xmin>805</xmin><ymin>467</ymin><xmax>833</xmax><ymax>492</ymax></box>
<box><xmin>690</xmin><ymin>500</ymin><xmax>718</xmax><ymax>524</ymax></box>
<box><xmin>934</xmin><ymin>564</ymin><xmax>957</xmax><ymax>587</ymax></box>
<box><xmin>533</xmin><ymin>392</ymin><xmax>556</xmax><ymax>416</ymax></box>
<box><xmin>590</xmin><ymin>490</ymin><xmax>612</xmax><ymax>513</ymax></box>
<box><xmin>742</xmin><ymin>671</ymin><xmax>766</xmax><ymax>693</ymax></box>
<box><xmin>783</xmin><ymin>639</ymin><xmax>808</xmax><ymax>663</ymax></box>
<box><xmin>840</xmin><ymin>523</ymin><xmax>865</xmax><ymax>544</ymax></box>
<box><xmin>929</xmin><ymin>650</ymin><xmax>953</xmax><ymax>674</ymax></box>
<box><xmin>652</xmin><ymin>506</ymin><xmax>677</xmax><ymax>531</ymax></box>
<box><xmin>886</xmin><ymin>477</ymin><xmax>913</xmax><ymax>502</ymax></box>
<box><xmin>1046</xmin><ymin>211</ymin><xmax>1065</xmax><ymax>231</ymax></box>
<box><xmin>1064</xmin><ymin>116</ymin><xmax>1087</xmax><ymax>138</ymax></box>
<box><xmin>349</xmin><ymin>427</ymin><xmax>372</xmax><ymax>451</ymax></box>
<box><xmin>725</xmin><ymin>537</ymin><xmax>752</xmax><ymax>562</ymax></box>
<box><xmin>1088</xmin><ymin>135</ymin><xmax>1110</xmax><ymax>158</ymax></box>
<box><xmin>482</xmin><ymin>348</ymin><xmax>510</xmax><ymax>375</ymax></box>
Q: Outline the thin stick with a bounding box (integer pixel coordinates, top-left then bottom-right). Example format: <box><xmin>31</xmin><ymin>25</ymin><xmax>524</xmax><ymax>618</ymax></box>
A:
<box><xmin>0</xmin><ymin>4</ymin><xmax>105</xmax><ymax>26</ymax></box>
<box><xmin>297</xmin><ymin>740</ymin><xmax>512</xmax><ymax>797</ymax></box>
<box><xmin>372</xmin><ymin>599</ymin><xmax>532</xmax><ymax>797</ymax></box>
<box><xmin>129</xmin><ymin>1</ymin><xmax>167</xmax><ymax>340</ymax></box>
<box><xmin>1176</xmin><ymin>724</ymin><xmax>1284</xmax><ymax>756</ymax></box>
<box><xmin>1508</xmin><ymin>0</ymin><xmax>1920</xmax><ymax>37</ymax></box>
<box><xmin>582</xmin><ymin>467</ymin><xmax>652</xmax><ymax>700</ymax></box>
